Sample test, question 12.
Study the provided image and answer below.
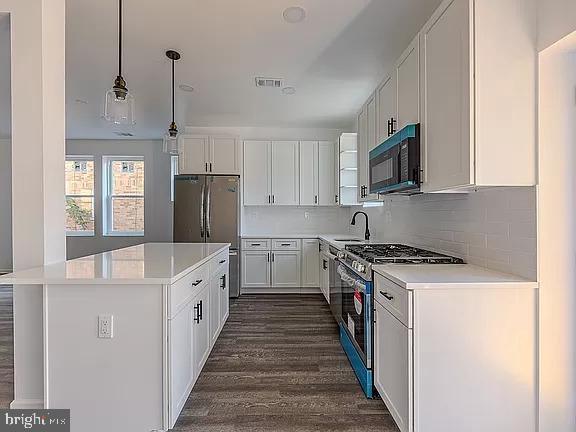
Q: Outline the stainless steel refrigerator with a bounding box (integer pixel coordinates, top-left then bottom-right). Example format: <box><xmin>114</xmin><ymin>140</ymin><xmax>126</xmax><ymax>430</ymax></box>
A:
<box><xmin>173</xmin><ymin>175</ymin><xmax>241</xmax><ymax>297</ymax></box>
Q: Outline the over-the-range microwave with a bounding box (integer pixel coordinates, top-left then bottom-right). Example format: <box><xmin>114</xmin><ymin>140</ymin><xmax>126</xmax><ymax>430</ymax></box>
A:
<box><xmin>368</xmin><ymin>123</ymin><xmax>420</xmax><ymax>195</ymax></box>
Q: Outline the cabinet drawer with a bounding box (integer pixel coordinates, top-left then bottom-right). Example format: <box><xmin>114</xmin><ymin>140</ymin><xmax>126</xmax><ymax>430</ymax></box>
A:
<box><xmin>374</xmin><ymin>273</ymin><xmax>412</xmax><ymax>328</ymax></box>
<box><xmin>272</xmin><ymin>239</ymin><xmax>301</xmax><ymax>250</ymax></box>
<box><xmin>210</xmin><ymin>249</ymin><xmax>229</xmax><ymax>274</ymax></box>
<box><xmin>170</xmin><ymin>264</ymin><xmax>209</xmax><ymax>317</ymax></box>
<box><xmin>242</xmin><ymin>239</ymin><xmax>271</xmax><ymax>250</ymax></box>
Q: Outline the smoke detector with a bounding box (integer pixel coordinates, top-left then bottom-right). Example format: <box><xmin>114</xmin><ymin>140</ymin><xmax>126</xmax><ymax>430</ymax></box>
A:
<box><xmin>255</xmin><ymin>77</ymin><xmax>284</xmax><ymax>88</ymax></box>
<box><xmin>283</xmin><ymin>6</ymin><xmax>306</xmax><ymax>23</ymax></box>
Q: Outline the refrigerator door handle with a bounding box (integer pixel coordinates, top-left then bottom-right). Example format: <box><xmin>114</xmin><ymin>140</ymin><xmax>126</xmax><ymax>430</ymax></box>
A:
<box><xmin>200</xmin><ymin>182</ymin><xmax>206</xmax><ymax>238</ymax></box>
<box><xmin>206</xmin><ymin>179</ymin><xmax>211</xmax><ymax>238</ymax></box>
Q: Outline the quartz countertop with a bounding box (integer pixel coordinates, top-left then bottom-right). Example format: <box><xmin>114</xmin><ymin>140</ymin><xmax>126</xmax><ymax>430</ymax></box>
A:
<box><xmin>373</xmin><ymin>264</ymin><xmax>538</xmax><ymax>290</ymax></box>
<box><xmin>0</xmin><ymin>243</ymin><xmax>230</xmax><ymax>285</ymax></box>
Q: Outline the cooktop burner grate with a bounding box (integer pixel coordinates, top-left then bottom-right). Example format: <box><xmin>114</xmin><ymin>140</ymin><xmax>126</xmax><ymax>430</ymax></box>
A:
<box><xmin>345</xmin><ymin>244</ymin><xmax>464</xmax><ymax>264</ymax></box>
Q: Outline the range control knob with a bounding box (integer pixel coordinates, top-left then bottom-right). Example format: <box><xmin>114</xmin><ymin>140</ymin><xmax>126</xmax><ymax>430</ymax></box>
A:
<box><xmin>337</xmin><ymin>251</ymin><xmax>346</xmax><ymax>260</ymax></box>
<box><xmin>357</xmin><ymin>263</ymin><xmax>366</xmax><ymax>273</ymax></box>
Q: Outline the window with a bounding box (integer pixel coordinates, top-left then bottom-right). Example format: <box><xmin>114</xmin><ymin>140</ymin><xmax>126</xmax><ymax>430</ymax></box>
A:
<box><xmin>103</xmin><ymin>157</ymin><xmax>145</xmax><ymax>236</ymax></box>
<box><xmin>65</xmin><ymin>156</ymin><xmax>95</xmax><ymax>236</ymax></box>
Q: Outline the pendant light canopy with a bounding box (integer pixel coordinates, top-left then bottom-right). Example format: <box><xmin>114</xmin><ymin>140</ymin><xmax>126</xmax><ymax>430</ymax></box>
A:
<box><xmin>104</xmin><ymin>0</ymin><xmax>135</xmax><ymax>125</ymax></box>
<box><xmin>163</xmin><ymin>50</ymin><xmax>181</xmax><ymax>155</ymax></box>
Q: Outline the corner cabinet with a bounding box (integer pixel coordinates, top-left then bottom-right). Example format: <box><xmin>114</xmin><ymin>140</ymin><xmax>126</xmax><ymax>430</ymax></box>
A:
<box><xmin>420</xmin><ymin>0</ymin><xmax>536</xmax><ymax>192</ymax></box>
<box><xmin>179</xmin><ymin>135</ymin><xmax>240</xmax><ymax>175</ymax></box>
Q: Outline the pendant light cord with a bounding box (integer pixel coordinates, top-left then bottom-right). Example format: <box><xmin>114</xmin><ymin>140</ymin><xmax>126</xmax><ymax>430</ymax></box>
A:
<box><xmin>172</xmin><ymin>58</ymin><xmax>175</xmax><ymax>123</ymax></box>
<box><xmin>118</xmin><ymin>0</ymin><xmax>123</xmax><ymax>77</ymax></box>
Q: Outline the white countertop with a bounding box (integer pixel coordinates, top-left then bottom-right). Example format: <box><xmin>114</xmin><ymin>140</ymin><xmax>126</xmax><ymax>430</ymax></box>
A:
<box><xmin>0</xmin><ymin>243</ymin><xmax>230</xmax><ymax>285</ymax></box>
<box><xmin>373</xmin><ymin>264</ymin><xmax>538</xmax><ymax>290</ymax></box>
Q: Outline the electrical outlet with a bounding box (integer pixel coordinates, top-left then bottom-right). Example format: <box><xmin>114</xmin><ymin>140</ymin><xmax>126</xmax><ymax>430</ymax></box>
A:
<box><xmin>98</xmin><ymin>314</ymin><xmax>113</xmax><ymax>339</ymax></box>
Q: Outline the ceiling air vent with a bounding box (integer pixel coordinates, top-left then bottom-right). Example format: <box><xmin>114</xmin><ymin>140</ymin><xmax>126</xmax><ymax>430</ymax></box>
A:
<box><xmin>255</xmin><ymin>77</ymin><xmax>284</xmax><ymax>88</ymax></box>
<box><xmin>115</xmin><ymin>132</ymin><xmax>134</xmax><ymax>137</ymax></box>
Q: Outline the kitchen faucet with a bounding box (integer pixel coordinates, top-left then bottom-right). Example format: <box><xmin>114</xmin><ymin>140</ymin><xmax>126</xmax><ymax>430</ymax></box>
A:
<box><xmin>351</xmin><ymin>211</ymin><xmax>371</xmax><ymax>241</ymax></box>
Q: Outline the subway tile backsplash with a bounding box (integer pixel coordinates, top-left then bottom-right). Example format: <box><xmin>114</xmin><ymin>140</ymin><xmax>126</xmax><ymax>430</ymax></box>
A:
<box><xmin>350</xmin><ymin>187</ymin><xmax>537</xmax><ymax>279</ymax></box>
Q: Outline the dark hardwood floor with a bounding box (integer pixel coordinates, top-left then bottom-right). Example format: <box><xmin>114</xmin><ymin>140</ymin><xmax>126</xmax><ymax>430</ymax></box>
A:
<box><xmin>173</xmin><ymin>295</ymin><xmax>396</xmax><ymax>432</ymax></box>
<box><xmin>0</xmin><ymin>289</ymin><xmax>396</xmax><ymax>431</ymax></box>
<box><xmin>0</xmin><ymin>285</ymin><xmax>13</xmax><ymax>409</ymax></box>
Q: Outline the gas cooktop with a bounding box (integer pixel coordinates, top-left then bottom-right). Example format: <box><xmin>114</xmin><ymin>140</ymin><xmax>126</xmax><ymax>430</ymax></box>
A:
<box><xmin>344</xmin><ymin>244</ymin><xmax>465</xmax><ymax>265</ymax></box>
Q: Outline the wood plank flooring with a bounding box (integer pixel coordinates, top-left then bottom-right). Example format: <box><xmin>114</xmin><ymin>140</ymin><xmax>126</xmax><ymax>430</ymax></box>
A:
<box><xmin>173</xmin><ymin>294</ymin><xmax>397</xmax><ymax>431</ymax></box>
<box><xmin>0</xmin><ymin>289</ymin><xmax>397</xmax><ymax>431</ymax></box>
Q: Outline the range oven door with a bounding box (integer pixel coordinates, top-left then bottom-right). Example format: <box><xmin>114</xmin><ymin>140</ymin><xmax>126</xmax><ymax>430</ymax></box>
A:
<box><xmin>337</xmin><ymin>262</ymin><xmax>373</xmax><ymax>369</ymax></box>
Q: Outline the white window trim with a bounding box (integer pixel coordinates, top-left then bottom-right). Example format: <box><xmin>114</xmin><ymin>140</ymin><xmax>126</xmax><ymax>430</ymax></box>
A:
<box><xmin>102</xmin><ymin>156</ymin><xmax>145</xmax><ymax>237</ymax></box>
<box><xmin>65</xmin><ymin>155</ymin><xmax>95</xmax><ymax>237</ymax></box>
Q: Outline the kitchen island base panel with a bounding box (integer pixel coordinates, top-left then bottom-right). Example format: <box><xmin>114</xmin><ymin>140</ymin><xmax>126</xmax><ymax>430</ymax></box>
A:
<box><xmin>44</xmin><ymin>283</ymin><xmax>166</xmax><ymax>432</ymax></box>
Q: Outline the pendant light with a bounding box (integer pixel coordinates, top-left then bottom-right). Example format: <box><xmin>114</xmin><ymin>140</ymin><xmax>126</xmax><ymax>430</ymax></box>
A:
<box><xmin>163</xmin><ymin>50</ymin><xmax>181</xmax><ymax>155</ymax></box>
<box><xmin>104</xmin><ymin>0</ymin><xmax>135</xmax><ymax>125</ymax></box>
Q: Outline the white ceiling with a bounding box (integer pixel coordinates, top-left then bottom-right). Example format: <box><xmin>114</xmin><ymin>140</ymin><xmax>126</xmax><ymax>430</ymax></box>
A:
<box><xmin>1</xmin><ymin>0</ymin><xmax>443</xmax><ymax>139</ymax></box>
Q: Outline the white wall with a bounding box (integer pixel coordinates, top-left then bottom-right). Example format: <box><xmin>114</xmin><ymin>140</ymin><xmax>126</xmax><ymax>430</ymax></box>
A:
<box><xmin>65</xmin><ymin>140</ymin><xmax>173</xmax><ymax>259</ymax></box>
<box><xmin>538</xmin><ymin>33</ymin><xmax>576</xmax><ymax>432</ymax></box>
<box><xmin>242</xmin><ymin>206</ymin><xmax>351</xmax><ymax>236</ymax></box>
<box><xmin>350</xmin><ymin>187</ymin><xmax>537</xmax><ymax>279</ymax></box>
<box><xmin>0</xmin><ymin>139</ymin><xmax>11</xmax><ymax>272</ymax></box>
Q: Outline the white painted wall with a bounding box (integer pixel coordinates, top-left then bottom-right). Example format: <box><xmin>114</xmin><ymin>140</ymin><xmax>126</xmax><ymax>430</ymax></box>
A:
<box><xmin>65</xmin><ymin>140</ymin><xmax>173</xmax><ymax>259</ymax></box>
<box><xmin>0</xmin><ymin>139</ymin><xmax>11</xmax><ymax>272</ymax></box>
<box><xmin>538</xmin><ymin>33</ymin><xmax>576</xmax><ymax>432</ymax></box>
<box><xmin>242</xmin><ymin>206</ymin><xmax>351</xmax><ymax>236</ymax></box>
<box><xmin>350</xmin><ymin>188</ymin><xmax>537</xmax><ymax>279</ymax></box>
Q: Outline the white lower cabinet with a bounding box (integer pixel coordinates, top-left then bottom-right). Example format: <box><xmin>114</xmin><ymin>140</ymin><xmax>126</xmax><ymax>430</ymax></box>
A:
<box><xmin>373</xmin><ymin>271</ymin><xmax>536</xmax><ymax>432</ymax></box>
<box><xmin>168</xmin><ymin>299</ymin><xmax>195</xmax><ymax>427</ymax></box>
<box><xmin>302</xmin><ymin>239</ymin><xmax>320</xmax><ymax>288</ymax></box>
<box><xmin>271</xmin><ymin>250</ymin><xmax>301</xmax><ymax>288</ymax></box>
<box><xmin>168</xmin><ymin>251</ymin><xmax>230</xmax><ymax>429</ymax></box>
<box><xmin>192</xmin><ymin>284</ymin><xmax>211</xmax><ymax>375</ymax></box>
<box><xmin>242</xmin><ymin>238</ymin><xmax>322</xmax><ymax>293</ymax></box>
<box><xmin>374</xmin><ymin>300</ymin><xmax>412</xmax><ymax>432</ymax></box>
<box><xmin>242</xmin><ymin>250</ymin><xmax>271</xmax><ymax>288</ymax></box>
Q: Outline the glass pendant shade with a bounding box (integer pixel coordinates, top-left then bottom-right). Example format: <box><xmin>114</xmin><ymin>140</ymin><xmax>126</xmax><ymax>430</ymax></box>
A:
<box><xmin>104</xmin><ymin>84</ymin><xmax>135</xmax><ymax>125</ymax></box>
<box><xmin>163</xmin><ymin>134</ymin><xmax>179</xmax><ymax>155</ymax></box>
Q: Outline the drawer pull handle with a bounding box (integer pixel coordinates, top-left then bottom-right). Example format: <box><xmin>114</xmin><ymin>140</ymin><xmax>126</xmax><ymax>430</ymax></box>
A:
<box><xmin>194</xmin><ymin>303</ymin><xmax>200</xmax><ymax>323</ymax></box>
<box><xmin>251</xmin><ymin>243</ymin><xmax>261</xmax><ymax>246</ymax></box>
<box><xmin>280</xmin><ymin>243</ymin><xmax>291</xmax><ymax>246</ymax></box>
<box><xmin>380</xmin><ymin>291</ymin><xmax>394</xmax><ymax>301</ymax></box>
<box><xmin>192</xmin><ymin>279</ymin><xmax>203</xmax><ymax>286</ymax></box>
<box><xmin>219</xmin><ymin>259</ymin><xmax>226</xmax><ymax>264</ymax></box>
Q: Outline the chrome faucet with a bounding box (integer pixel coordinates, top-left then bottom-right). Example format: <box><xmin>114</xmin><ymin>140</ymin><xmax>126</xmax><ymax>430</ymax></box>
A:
<box><xmin>351</xmin><ymin>211</ymin><xmax>371</xmax><ymax>241</ymax></box>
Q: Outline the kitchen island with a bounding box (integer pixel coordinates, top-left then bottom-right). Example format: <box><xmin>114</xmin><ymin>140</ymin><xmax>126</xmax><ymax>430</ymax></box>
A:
<box><xmin>0</xmin><ymin>242</ymin><xmax>231</xmax><ymax>432</ymax></box>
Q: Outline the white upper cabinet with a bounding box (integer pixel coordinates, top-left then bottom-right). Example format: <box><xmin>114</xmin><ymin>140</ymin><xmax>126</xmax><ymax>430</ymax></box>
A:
<box><xmin>243</xmin><ymin>140</ymin><xmax>271</xmax><ymax>206</ymax></box>
<box><xmin>179</xmin><ymin>136</ymin><xmax>210</xmax><ymax>174</ymax></box>
<box><xmin>299</xmin><ymin>141</ymin><xmax>319</xmax><ymax>206</ymax></box>
<box><xmin>357</xmin><ymin>96</ymin><xmax>380</xmax><ymax>202</ymax></box>
<box><xmin>396</xmin><ymin>36</ymin><xmax>420</xmax><ymax>130</ymax></box>
<box><xmin>210</xmin><ymin>137</ymin><xmax>240</xmax><ymax>175</ymax></box>
<box><xmin>420</xmin><ymin>0</ymin><xmax>536</xmax><ymax>192</ymax></box>
<box><xmin>300</xmin><ymin>141</ymin><xmax>337</xmax><ymax>206</ymax></box>
<box><xmin>179</xmin><ymin>135</ymin><xmax>240</xmax><ymax>175</ymax></box>
<box><xmin>271</xmin><ymin>141</ymin><xmax>300</xmax><ymax>206</ymax></box>
<box><xmin>377</xmin><ymin>74</ymin><xmax>397</xmax><ymax>145</ymax></box>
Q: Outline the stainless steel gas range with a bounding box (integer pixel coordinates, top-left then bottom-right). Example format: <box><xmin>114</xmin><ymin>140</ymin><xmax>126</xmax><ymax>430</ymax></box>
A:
<box><xmin>334</xmin><ymin>243</ymin><xmax>463</xmax><ymax>398</ymax></box>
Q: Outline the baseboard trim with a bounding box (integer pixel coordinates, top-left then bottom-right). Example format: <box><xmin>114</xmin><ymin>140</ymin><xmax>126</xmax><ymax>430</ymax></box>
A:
<box><xmin>10</xmin><ymin>399</ymin><xmax>44</xmax><ymax>409</ymax></box>
<box><xmin>242</xmin><ymin>287</ymin><xmax>321</xmax><ymax>295</ymax></box>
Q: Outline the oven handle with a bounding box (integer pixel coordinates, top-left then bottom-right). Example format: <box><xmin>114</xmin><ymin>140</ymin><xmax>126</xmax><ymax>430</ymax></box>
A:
<box><xmin>337</xmin><ymin>265</ymin><xmax>367</xmax><ymax>293</ymax></box>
